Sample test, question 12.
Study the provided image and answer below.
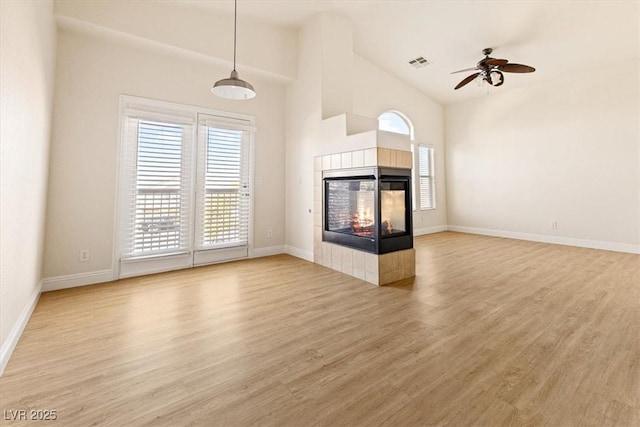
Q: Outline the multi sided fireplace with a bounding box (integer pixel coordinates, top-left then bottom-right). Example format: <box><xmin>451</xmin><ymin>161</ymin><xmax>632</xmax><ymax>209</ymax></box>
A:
<box><xmin>323</xmin><ymin>167</ymin><xmax>413</xmax><ymax>254</ymax></box>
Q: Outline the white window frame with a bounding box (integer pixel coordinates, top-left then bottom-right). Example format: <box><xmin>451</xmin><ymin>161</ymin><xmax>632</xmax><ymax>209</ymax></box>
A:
<box><xmin>416</xmin><ymin>145</ymin><xmax>436</xmax><ymax>211</ymax></box>
<box><xmin>114</xmin><ymin>95</ymin><xmax>256</xmax><ymax>279</ymax></box>
<box><xmin>410</xmin><ymin>143</ymin><xmax>417</xmax><ymax>212</ymax></box>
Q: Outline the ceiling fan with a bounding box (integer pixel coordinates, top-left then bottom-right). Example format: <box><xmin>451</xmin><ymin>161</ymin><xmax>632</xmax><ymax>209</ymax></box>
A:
<box><xmin>452</xmin><ymin>48</ymin><xmax>535</xmax><ymax>90</ymax></box>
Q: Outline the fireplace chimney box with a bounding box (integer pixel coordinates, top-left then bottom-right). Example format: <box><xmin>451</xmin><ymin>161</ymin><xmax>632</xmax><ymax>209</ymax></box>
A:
<box><xmin>314</xmin><ymin>147</ymin><xmax>416</xmax><ymax>286</ymax></box>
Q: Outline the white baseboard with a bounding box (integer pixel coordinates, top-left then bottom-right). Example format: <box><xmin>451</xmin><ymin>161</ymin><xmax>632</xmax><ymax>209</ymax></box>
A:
<box><xmin>252</xmin><ymin>245</ymin><xmax>286</xmax><ymax>258</ymax></box>
<box><xmin>42</xmin><ymin>270</ymin><xmax>114</xmax><ymax>292</ymax></box>
<box><xmin>414</xmin><ymin>225</ymin><xmax>449</xmax><ymax>236</ymax></box>
<box><xmin>448</xmin><ymin>225</ymin><xmax>640</xmax><ymax>254</ymax></box>
<box><xmin>0</xmin><ymin>281</ymin><xmax>42</xmax><ymax>376</ymax></box>
<box><xmin>285</xmin><ymin>245</ymin><xmax>314</xmax><ymax>262</ymax></box>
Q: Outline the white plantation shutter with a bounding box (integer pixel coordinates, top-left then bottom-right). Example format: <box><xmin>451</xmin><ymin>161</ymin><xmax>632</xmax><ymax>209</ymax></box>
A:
<box><xmin>117</xmin><ymin>97</ymin><xmax>255</xmax><ymax>278</ymax></box>
<box><xmin>120</xmin><ymin>113</ymin><xmax>194</xmax><ymax>259</ymax></box>
<box><xmin>196</xmin><ymin>115</ymin><xmax>251</xmax><ymax>251</ymax></box>
<box><xmin>410</xmin><ymin>144</ymin><xmax>416</xmax><ymax>211</ymax></box>
<box><xmin>419</xmin><ymin>146</ymin><xmax>435</xmax><ymax>210</ymax></box>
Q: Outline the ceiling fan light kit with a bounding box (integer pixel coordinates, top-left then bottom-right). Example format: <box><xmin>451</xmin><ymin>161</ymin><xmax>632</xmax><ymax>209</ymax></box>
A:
<box><xmin>452</xmin><ymin>47</ymin><xmax>535</xmax><ymax>90</ymax></box>
<box><xmin>212</xmin><ymin>0</ymin><xmax>256</xmax><ymax>100</ymax></box>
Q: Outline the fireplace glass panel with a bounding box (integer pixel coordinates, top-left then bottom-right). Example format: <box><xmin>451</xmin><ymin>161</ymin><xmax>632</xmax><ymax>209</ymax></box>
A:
<box><xmin>380</xmin><ymin>181</ymin><xmax>407</xmax><ymax>236</ymax></box>
<box><xmin>326</xmin><ymin>180</ymin><xmax>375</xmax><ymax>238</ymax></box>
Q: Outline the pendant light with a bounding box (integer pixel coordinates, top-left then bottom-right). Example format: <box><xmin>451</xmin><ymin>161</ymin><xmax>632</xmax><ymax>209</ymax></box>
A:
<box><xmin>211</xmin><ymin>0</ymin><xmax>256</xmax><ymax>100</ymax></box>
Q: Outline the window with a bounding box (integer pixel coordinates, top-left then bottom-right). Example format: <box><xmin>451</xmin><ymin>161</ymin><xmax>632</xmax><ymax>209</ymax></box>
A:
<box><xmin>119</xmin><ymin>111</ymin><xmax>194</xmax><ymax>261</ymax></box>
<box><xmin>134</xmin><ymin>121</ymin><xmax>185</xmax><ymax>254</ymax></box>
<box><xmin>196</xmin><ymin>116</ymin><xmax>251</xmax><ymax>251</ymax></box>
<box><xmin>379</xmin><ymin>111</ymin><xmax>434</xmax><ymax>211</ymax></box>
<box><xmin>377</xmin><ymin>111</ymin><xmax>435</xmax><ymax>212</ymax></box>
<box><xmin>418</xmin><ymin>146</ymin><xmax>435</xmax><ymax>210</ymax></box>
<box><xmin>378</xmin><ymin>111</ymin><xmax>412</xmax><ymax>138</ymax></box>
<box><xmin>118</xmin><ymin>97</ymin><xmax>254</xmax><ymax>278</ymax></box>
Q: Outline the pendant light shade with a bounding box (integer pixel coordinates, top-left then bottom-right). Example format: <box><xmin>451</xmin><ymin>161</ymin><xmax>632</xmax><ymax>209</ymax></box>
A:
<box><xmin>212</xmin><ymin>70</ymin><xmax>256</xmax><ymax>100</ymax></box>
<box><xmin>212</xmin><ymin>0</ymin><xmax>256</xmax><ymax>100</ymax></box>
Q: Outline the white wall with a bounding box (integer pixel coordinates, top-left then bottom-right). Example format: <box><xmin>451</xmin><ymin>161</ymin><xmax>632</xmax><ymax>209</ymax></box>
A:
<box><xmin>320</xmin><ymin>14</ymin><xmax>353</xmax><ymax>119</ymax></box>
<box><xmin>284</xmin><ymin>17</ymin><xmax>322</xmax><ymax>260</ymax></box>
<box><xmin>445</xmin><ymin>60</ymin><xmax>640</xmax><ymax>252</ymax></box>
<box><xmin>352</xmin><ymin>54</ymin><xmax>447</xmax><ymax>233</ymax></box>
<box><xmin>55</xmin><ymin>0</ymin><xmax>297</xmax><ymax>81</ymax></box>
<box><xmin>42</xmin><ymin>28</ymin><xmax>286</xmax><ymax>279</ymax></box>
<box><xmin>0</xmin><ymin>0</ymin><xmax>57</xmax><ymax>369</ymax></box>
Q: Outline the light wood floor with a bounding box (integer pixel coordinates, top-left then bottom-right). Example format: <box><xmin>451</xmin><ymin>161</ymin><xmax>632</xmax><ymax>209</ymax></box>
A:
<box><xmin>1</xmin><ymin>232</ymin><xmax>638</xmax><ymax>426</ymax></box>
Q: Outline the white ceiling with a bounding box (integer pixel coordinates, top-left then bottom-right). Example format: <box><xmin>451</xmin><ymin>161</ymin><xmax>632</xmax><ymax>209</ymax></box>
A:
<box><xmin>169</xmin><ymin>0</ymin><xmax>639</xmax><ymax>105</ymax></box>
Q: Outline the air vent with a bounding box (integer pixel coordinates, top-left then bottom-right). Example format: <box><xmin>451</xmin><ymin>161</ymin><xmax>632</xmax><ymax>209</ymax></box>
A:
<box><xmin>408</xmin><ymin>56</ymin><xmax>429</xmax><ymax>68</ymax></box>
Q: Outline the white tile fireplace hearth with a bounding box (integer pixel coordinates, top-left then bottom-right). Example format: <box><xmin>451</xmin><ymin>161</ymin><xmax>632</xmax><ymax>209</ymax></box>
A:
<box><xmin>313</xmin><ymin>146</ymin><xmax>416</xmax><ymax>286</ymax></box>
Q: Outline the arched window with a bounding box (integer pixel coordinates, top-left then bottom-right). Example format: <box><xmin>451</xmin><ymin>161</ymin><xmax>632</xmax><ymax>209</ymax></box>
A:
<box><xmin>377</xmin><ymin>111</ymin><xmax>435</xmax><ymax>211</ymax></box>
<box><xmin>378</xmin><ymin>111</ymin><xmax>413</xmax><ymax>139</ymax></box>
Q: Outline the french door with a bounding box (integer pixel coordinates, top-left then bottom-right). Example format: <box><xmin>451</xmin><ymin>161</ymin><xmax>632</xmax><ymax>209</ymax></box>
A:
<box><xmin>117</xmin><ymin>97</ymin><xmax>254</xmax><ymax>278</ymax></box>
<box><xmin>193</xmin><ymin>114</ymin><xmax>251</xmax><ymax>265</ymax></box>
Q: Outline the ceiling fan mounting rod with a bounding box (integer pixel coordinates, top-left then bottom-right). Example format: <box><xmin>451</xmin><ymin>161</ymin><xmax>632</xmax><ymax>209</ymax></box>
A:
<box><xmin>482</xmin><ymin>47</ymin><xmax>493</xmax><ymax>56</ymax></box>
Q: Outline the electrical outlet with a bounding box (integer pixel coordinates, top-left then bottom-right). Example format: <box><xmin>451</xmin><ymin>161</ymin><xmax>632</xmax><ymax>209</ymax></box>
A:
<box><xmin>551</xmin><ymin>221</ymin><xmax>558</xmax><ymax>230</ymax></box>
<box><xmin>267</xmin><ymin>229</ymin><xmax>273</xmax><ymax>238</ymax></box>
<box><xmin>79</xmin><ymin>249</ymin><xmax>90</xmax><ymax>262</ymax></box>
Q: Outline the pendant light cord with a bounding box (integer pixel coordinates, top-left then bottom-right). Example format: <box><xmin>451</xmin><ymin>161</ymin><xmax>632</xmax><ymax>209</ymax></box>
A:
<box><xmin>233</xmin><ymin>0</ymin><xmax>237</xmax><ymax>71</ymax></box>
<box><xmin>211</xmin><ymin>0</ymin><xmax>255</xmax><ymax>98</ymax></box>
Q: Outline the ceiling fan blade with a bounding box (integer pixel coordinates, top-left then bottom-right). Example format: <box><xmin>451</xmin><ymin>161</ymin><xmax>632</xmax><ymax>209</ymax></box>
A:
<box><xmin>451</xmin><ymin>67</ymin><xmax>478</xmax><ymax>75</ymax></box>
<box><xmin>485</xmin><ymin>58</ymin><xmax>508</xmax><ymax>67</ymax></box>
<box><xmin>454</xmin><ymin>73</ymin><xmax>481</xmax><ymax>90</ymax></box>
<box><xmin>501</xmin><ymin>63</ymin><xmax>535</xmax><ymax>73</ymax></box>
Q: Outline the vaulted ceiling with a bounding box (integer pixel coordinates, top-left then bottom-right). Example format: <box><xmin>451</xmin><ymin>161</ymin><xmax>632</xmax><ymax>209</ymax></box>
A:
<box><xmin>168</xmin><ymin>0</ymin><xmax>639</xmax><ymax>105</ymax></box>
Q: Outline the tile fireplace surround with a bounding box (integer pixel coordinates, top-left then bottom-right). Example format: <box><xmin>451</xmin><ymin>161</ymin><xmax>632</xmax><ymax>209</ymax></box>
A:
<box><xmin>314</xmin><ymin>147</ymin><xmax>416</xmax><ymax>286</ymax></box>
